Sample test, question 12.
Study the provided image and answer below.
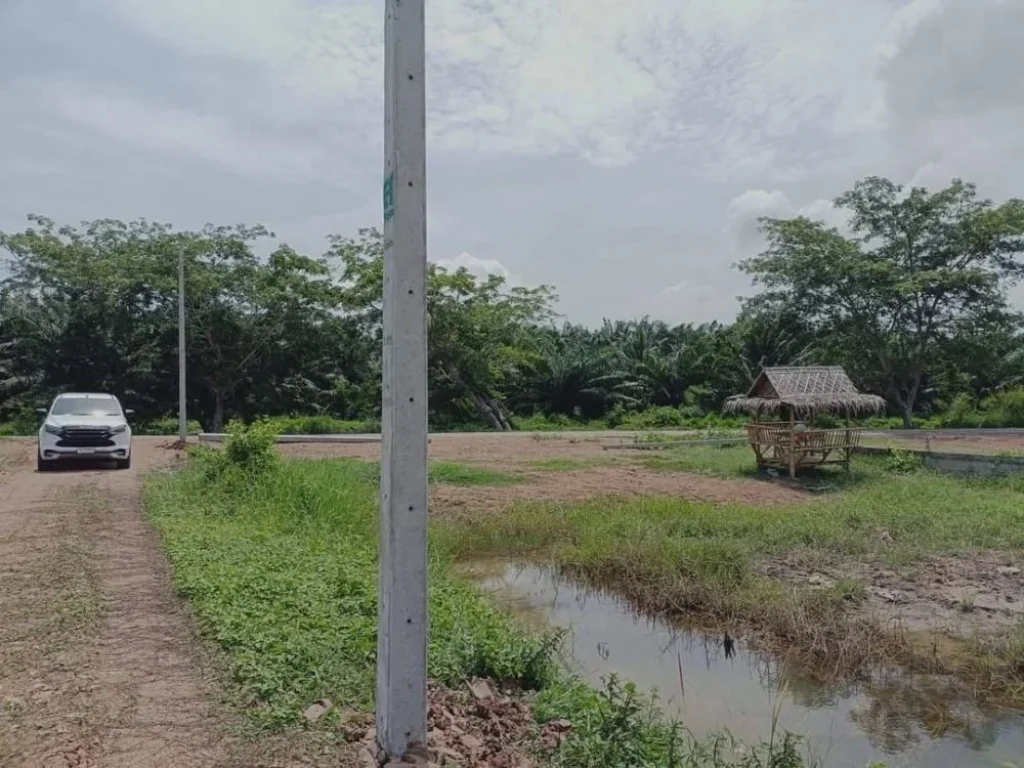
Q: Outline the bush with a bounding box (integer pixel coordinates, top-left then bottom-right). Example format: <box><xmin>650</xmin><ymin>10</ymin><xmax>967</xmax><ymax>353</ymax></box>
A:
<box><xmin>190</xmin><ymin>420</ymin><xmax>281</xmax><ymax>481</ymax></box>
<box><xmin>983</xmin><ymin>388</ymin><xmax>1024</xmax><ymax>428</ymax></box>
<box><xmin>261</xmin><ymin>415</ymin><xmax>380</xmax><ymax>435</ymax></box>
<box><xmin>0</xmin><ymin>406</ymin><xmax>44</xmax><ymax>436</ymax></box>
<box><xmin>620</xmin><ymin>406</ymin><xmax>686</xmax><ymax>429</ymax></box>
<box><xmin>940</xmin><ymin>387</ymin><xmax>1024</xmax><ymax>428</ymax></box>
<box><xmin>940</xmin><ymin>393</ymin><xmax>980</xmax><ymax>428</ymax></box>
<box><xmin>223</xmin><ymin>420</ymin><xmax>280</xmax><ymax>475</ymax></box>
<box><xmin>134</xmin><ymin>416</ymin><xmax>203</xmax><ymax>436</ymax></box>
<box><xmin>886</xmin><ymin>449</ymin><xmax>923</xmax><ymax>474</ymax></box>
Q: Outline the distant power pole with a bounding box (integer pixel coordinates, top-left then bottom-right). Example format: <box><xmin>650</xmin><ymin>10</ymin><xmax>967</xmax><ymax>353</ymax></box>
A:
<box><xmin>377</xmin><ymin>0</ymin><xmax>428</xmax><ymax>761</ymax></box>
<box><xmin>178</xmin><ymin>246</ymin><xmax>187</xmax><ymax>443</ymax></box>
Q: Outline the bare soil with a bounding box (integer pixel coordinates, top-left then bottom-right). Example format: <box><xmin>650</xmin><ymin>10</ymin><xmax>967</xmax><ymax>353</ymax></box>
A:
<box><xmin>278</xmin><ymin>432</ymin><xmax>619</xmax><ymax>465</ymax></box>
<box><xmin>432</xmin><ymin>466</ymin><xmax>807</xmax><ymax>521</ymax></box>
<box><xmin>761</xmin><ymin>551</ymin><xmax>1024</xmax><ymax>636</ymax></box>
<box><xmin>281</xmin><ymin>433</ymin><xmax>808</xmax><ymax>515</ymax></box>
<box><xmin>0</xmin><ymin>437</ymin><xmax>356</xmax><ymax>768</ymax></box>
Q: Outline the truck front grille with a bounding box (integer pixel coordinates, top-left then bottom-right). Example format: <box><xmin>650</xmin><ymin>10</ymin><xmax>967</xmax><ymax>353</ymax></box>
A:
<box><xmin>55</xmin><ymin>428</ymin><xmax>115</xmax><ymax>448</ymax></box>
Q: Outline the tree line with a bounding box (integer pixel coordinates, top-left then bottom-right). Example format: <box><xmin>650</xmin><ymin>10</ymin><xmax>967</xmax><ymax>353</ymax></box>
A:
<box><xmin>1</xmin><ymin>176</ymin><xmax>1023</xmax><ymax>432</ymax></box>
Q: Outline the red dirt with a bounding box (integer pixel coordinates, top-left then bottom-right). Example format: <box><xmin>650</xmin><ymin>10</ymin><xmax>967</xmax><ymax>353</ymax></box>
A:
<box><xmin>0</xmin><ymin>438</ymin><xmax>355</xmax><ymax>768</ymax></box>
<box><xmin>0</xmin><ymin>433</ymin><xmax>600</xmax><ymax>768</ymax></box>
<box><xmin>278</xmin><ymin>432</ymin><xmax>620</xmax><ymax>465</ymax></box>
<box><xmin>279</xmin><ymin>433</ymin><xmax>806</xmax><ymax>512</ymax></box>
<box><xmin>432</xmin><ymin>465</ymin><xmax>807</xmax><ymax>520</ymax></box>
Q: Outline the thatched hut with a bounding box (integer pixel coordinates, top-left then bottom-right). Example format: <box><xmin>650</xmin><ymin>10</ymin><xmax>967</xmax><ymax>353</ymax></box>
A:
<box><xmin>724</xmin><ymin>366</ymin><xmax>886</xmax><ymax>477</ymax></box>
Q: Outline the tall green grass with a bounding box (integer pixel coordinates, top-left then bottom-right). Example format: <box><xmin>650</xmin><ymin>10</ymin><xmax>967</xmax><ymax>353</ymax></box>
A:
<box><xmin>144</xmin><ymin>435</ymin><xmax>821</xmax><ymax>766</ymax></box>
<box><xmin>145</xmin><ymin>457</ymin><xmax>556</xmax><ymax>726</ymax></box>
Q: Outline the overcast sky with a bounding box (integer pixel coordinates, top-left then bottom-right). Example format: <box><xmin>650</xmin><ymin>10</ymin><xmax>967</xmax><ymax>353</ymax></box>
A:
<box><xmin>2</xmin><ymin>0</ymin><xmax>1023</xmax><ymax>325</ymax></box>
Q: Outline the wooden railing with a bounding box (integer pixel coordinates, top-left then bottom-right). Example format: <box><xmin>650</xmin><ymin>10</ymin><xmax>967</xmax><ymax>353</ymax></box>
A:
<box><xmin>743</xmin><ymin>422</ymin><xmax>862</xmax><ymax>476</ymax></box>
<box><xmin>744</xmin><ymin>423</ymin><xmax>863</xmax><ymax>450</ymax></box>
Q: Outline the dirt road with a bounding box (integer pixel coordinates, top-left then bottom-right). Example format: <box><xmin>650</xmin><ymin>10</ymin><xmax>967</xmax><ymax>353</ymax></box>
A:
<box><xmin>0</xmin><ymin>438</ymin><xmax>344</xmax><ymax>768</ymax></box>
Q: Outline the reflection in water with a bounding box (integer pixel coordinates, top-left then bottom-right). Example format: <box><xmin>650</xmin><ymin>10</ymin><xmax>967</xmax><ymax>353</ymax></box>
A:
<box><xmin>461</xmin><ymin>560</ymin><xmax>1024</xmax><ymax>768</ymax></box>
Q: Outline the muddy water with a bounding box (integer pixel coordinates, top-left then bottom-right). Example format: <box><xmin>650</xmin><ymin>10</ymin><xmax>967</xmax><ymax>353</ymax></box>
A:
<box><xmin>463</xmin><ymin>560</ymin><xmax>1024</xmax><ymax>767</ymax></box>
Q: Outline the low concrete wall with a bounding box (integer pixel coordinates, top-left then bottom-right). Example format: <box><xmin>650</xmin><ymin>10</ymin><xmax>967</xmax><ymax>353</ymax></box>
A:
<box><xmin>863</xmin><ymin>428</ymin><xmax>1024</xmax><ymax>440</ymax></box>
<box><xmin>603</xmin><ymin>438</ymin><xmax>747</xmax><ymax>451</ymax></box>
<box><xmin>198</xmin><ymin>433</ymin><xmax>382</xmax><ymax>444</ymax></box>
<box><xmin>855</xmin><ymin>445</ymin><xmax>1024</xmax><ymax>476</ymax></box>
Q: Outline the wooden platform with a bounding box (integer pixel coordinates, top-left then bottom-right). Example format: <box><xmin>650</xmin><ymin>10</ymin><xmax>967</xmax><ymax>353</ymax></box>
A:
<box><xmin>744</xmin><ymin>422</ymin><xmax>862</xmax><ymax>477</ymax></box>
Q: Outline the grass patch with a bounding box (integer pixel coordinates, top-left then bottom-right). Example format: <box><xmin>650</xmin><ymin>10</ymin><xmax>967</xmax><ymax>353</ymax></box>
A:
<box><xmin>145</xmin><ymin>458</ymin><xmax>554</xmax><ymax>727</ymax></box>
<box><xmin>146</xmin><ymin>437</ymin><xmax>823</xmax><ymax>766</ymax></box>
<box><xmin>429</xmin><ymin>461</ymin><xmax>524</xmax><ymax>486</ymax></box>
<box><xmin>437</xmin><ymin>461</ymin><xmax>1024</xmax><ymax>698</ymax></box>
<box><xmin>525</xmin><ymin>457</ymin><xmax>613</xmax><ymax>472</ymax></box>
<box><xmin>638</xmin><ymin>444</ymin><xmax>761</xmax><ymax>478</ymax></box>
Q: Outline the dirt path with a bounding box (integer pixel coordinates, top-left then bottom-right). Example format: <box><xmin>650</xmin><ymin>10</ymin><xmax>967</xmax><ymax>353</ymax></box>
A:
<box><xmin>0</xmin><ymin>438</ymin><xmax>344</xmax><ymax>768</ymax></box>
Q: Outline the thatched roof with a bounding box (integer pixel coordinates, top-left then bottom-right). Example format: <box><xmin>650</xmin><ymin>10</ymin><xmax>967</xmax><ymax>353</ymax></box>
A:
<box><xmin>724</xmin><ymin>366</ymin><xmax>886</xmax><ymax>416</ymax></box>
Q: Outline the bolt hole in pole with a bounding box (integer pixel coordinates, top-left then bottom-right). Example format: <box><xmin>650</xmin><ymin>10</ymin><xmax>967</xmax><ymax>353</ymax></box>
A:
<box><xmin>378</xmin><ymin>0</ymin><xmax>428</xmax><ymax>761</ymax></box>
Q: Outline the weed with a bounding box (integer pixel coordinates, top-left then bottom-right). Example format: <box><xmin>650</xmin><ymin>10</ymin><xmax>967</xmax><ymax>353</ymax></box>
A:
<box><xmin>133</xmin><ymin>416</ymin><xmax>204</xmax><ymax>436</ymax></box>
<box><xmin>526</xmin><ymin>457</ymin><xmax>612</xmax><ymax>472</ymax></box>
<box><xmin>429</xmin><ymin>461</ymin><xmax>523</xmax><ymax>486</ymax></box>
<box><xmin>437</xmin><ymin>455</ymin><xmax>1024</xmax><ymax>698</ymax></box>
<box><xmin>885</xmin><ymin>450</ymin><xmax>923</xmax><ymax>475</ymax></box>
<box><xmin>538</xmin><ymin>676</ymin><xmax>813</xmax><ymax>768</ymax></box>
<box><xmin>146</xmin><ymin>454</ymin><xmax>823</xmax><ymax>765</ymax></box>
<box><xmin>145</xmin><ymin>458</ymin><xmax>560</xmax><ymax>726</ymax></box>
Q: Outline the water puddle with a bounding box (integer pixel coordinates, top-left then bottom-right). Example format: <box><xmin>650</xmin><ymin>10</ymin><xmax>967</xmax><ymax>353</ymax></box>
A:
<box><xmin>461</xmin><ymin>559</ymin><xmax>1024</xmax><ymax>767</ymax></box>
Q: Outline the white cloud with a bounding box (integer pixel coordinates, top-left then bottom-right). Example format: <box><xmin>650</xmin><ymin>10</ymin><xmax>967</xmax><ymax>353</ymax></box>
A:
<box><xmin>726</xmin><ymin>189</ymin><xmax>792</xmax><ymax>248</ymax></box>
<box><xmin>797</xmin><ymin>199</ymin><xmax>850</xmax><ymax>233</ymax></box>
<box><xmin>3</xmin><ymin>0</ymin><xmax>1024</xmax><ymax>326</ymax></box>
<box><xmin>434</xmin><ymin>252</ymin><xmax>515</xmax><ymax>283</ymax></box>
<box><xmin>725</xmin><ymin>188</ymin><xmax>852</xmax><ymax>253</ymax></box>
<box><xmin>38</xmin><ymin>80</ymin><xmax>331</xmax><ymax>183</ymax></box>
<box><xmin>91</xmin><ymin>0</ymin><xmax>905</xmax><ymax>170</ymax></box>
<box><xmin>727</xmin><ymin>189</ymin><xmax>793</xmax><ymax>221</ymax></box>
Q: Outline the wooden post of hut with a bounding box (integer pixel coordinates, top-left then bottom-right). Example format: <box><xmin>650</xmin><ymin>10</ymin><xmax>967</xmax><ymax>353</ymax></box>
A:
<box><xmin>788</xmin><ymin>406</ymin><xmax>796</xmax><ymax>479</ymax></box>
<box><xmin>724</xmin><ymin>366</ymin><xmax>886</xmax><ymax>478</ymax></box>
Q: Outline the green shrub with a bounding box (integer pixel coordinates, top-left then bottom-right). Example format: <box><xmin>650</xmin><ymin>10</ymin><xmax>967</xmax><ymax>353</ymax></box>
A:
<box><xmin>262</xmin><ymin>415</ymin><xmax>379</xmax><ymax>435</ymax></box>
<box><xmin>0</xmin><ymin>406</ymin><xmax>44</xmax><ymax>436</ymax></box>
<box><xmin>941</xmin><ymin>393</ymin><xmax>980</xmax><ymax>428</ymax></box>
<box><xmin>982</xmin><ymin>388</ymin><xmax>1024</xmax><ymax>428</ymax></box>
<box><xmin>134</xmin><ymin>416</ymin><xmax>204</xmax><ymax>436</ymax></box>
<box><xmin>620</xmin><ymin>406</ymin><xmax>686</xmax><ymax>429</ymax></box>
<box><xmin>222</xmin><ymin>420</ymin><xmax>280</xmax><ymax>475</ymax></box>
<box><xmin>886</xmin><ymin>449</ymin><xmax>923</xmax><ymax>475</ymax></box>
<box><xmin>940</xmin><ymin>387</ymin><xmax>1024</xmax><ymax>428</ymax></box>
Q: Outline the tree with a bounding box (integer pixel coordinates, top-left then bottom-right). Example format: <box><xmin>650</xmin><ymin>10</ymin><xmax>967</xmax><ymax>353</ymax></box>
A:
<box><xmin>328</xmin><ymin>229</ymin><xmax>556</xmax><ymax>430</ymax></box>
<box><xmin>740</xmin><ymin>177</ymin><xmax>1024</xmax><ymax>425</ymax></box>
<box><xmin>0</xmin><ymin>216</ymin><xmax>348</xmax><ymax>430</ymax></box>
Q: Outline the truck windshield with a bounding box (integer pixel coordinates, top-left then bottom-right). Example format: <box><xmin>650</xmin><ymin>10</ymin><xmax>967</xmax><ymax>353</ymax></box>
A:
<box><xmin>51</xmin><ymin>397</ymin><xmax>122</xmax><ymax>417</ymax></box>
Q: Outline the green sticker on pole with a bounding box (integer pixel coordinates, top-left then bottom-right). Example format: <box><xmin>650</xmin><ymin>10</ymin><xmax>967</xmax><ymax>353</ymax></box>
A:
<box><xmin>383</xmin><ymin>171</ymin><xmax>395</xmax><ymax>222</ymax></box>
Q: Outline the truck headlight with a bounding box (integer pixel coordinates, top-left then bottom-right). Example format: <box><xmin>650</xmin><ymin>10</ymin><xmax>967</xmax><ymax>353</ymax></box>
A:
<box><xmin>43</xmin><ymin>423</ymin><xmax>62</xmax><ymax>435</ymax></box>
<box><xmin>110</xmin><ymin>424</ymin><xmax>128</xmax><ymax>434</ymax></box>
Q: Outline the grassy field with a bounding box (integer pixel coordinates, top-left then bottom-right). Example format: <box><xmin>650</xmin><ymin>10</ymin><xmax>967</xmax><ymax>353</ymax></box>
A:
<box><xmin>444</xmin><ymin>444</ymin><xmax>1024</xmax><ymax>700</ymax></box>
<box><xmin>144</xmin><ymin>440</ymin><xmax>810</xmax><ymax>767</ymax></box>
<box><xmin>141</xmin><ymin>425</ymin><xmax>1024</xmax><ymax>766</ymax></box>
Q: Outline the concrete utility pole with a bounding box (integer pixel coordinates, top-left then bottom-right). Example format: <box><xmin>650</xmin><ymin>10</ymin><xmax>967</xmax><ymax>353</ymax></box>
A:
<box><xmin>178</xmin><ymin>246</ymin><xmax>187</xmax><ymax>444</ymax></box>
<box><xmin>377</xmin><ymin>0</ymin><xmax>428</xmax><ymax>760</ymax></box>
